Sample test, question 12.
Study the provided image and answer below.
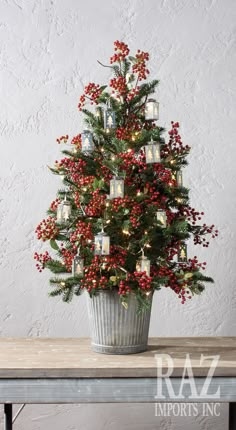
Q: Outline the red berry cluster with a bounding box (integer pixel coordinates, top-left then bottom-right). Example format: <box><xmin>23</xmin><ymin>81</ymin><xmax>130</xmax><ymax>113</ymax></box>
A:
<box><xmin>110</xmin><ymin>76</ymin><xmax>127</xmax><ymax>96</ymax></box>
<box><xmin>99</xmin><ymin>162</ymin><xmax>113</xmax><ymax>182</ymax></box>
<box><xmin>119</xmin><ymin>149</ymin><xmax>145</xmax><ymax>176</ymax></box>
<box><xmin>193</xmin><ymin>224</ymin><xmax>218</xmax><ymax>247</ymax></box>
<box><xmin>118</xmin><ymin>272</ymin><xmax>153</xmax><ymax>296</ymax></box>
<box><xmin>130</xmin><ymin>202</ymin><xmax>142</xmax><ymax>228</ymax></box>
<box><xmin>162</xmin><ymin>122</ymin><xmax>190</xmax><ymax>160</ymax></box>
<box><xmin>102</xmin><ymin>246</ymin><xmax>127</xmax><ymax>270</ymax></box>
<box><xmin>74</xmin><ymin>175</ymin><xmax>95</xmax><ymax>191</ymax></box>
<box><xmin>74</xmin><ymin>191</ymin><xmax>84</xmax><ymax>210</ymax></box>
<box><xmin>157</xmin><ymin>266</ymin><xmax>192</xmax><ymax>304</ymax></box>
<box><xmin>116</xmin><ymin>115</ymin><xmax>142</xmax><ymax>141</ymax></box>
<box><xmin>153</xmin><ymin>164</ymin><xmax>173</xmax><ymax>186</ymax></box>
<box><xmin>69</xmin><ymin>221</ymin><xmax>93</xmax><ymax>248</ymax></box>
<box><xmin>181</xmin><ymin>256</ymin><xmax>207</xmax><ymax>271</ymax></box>
<box><xmin>118</xmin><ymin>280</ymin><xmax>131</xmax><ymax>295</ymax></box>
<box><xmin>50</xmin><ymin>198</ymin><xmax>61</xmax><ymax>212</ymax></box>
<box><xmin>54</xmin><ymin>157</ymin><xmax>87</xmax><ymax>182</ymax></box>
<box><xmin>60</xmin><ymin>247</ymin><xmax>76</xmax><ymax>272</ymax></box>
<box><xmin>110</xmin><ymin>40</ymin><xmax>130</xmax><ymax>64</ymax></box>
<box><xmin>81</xmin><ymin>256</ymin><xmax>109</xmax><ymax>292</ymax></box>
<box><xmin>126</xmin><ymin>87</ymin><xmax>140</xmax><ymax>102</ymax></box>
<box><xmin>34</xmin><ymin>251</ymin><xmax>52</xmax><ymax>272</ymax></box>
<box><xmin>180</xmin><ymin>206</ymin><xmax>205</xmax><ymax>226</ymax></box>
<box><xmin>85</xmin><ymin>190</ymin><xmax>106</xmax><ymax>217</ymax></box>
<box><xmin>164</xmin><ymin>240</ymin><xmax>181</xmax><ymax>261</ymax></box>
<box><xmin>56</xmin><ymin>135</ymin><xmax>69</xmax><ymax>144</ymax></box>
<box><xmin>133</xmin><ymin>271</ymin><xmax>152</xmax><ymax>291</ymax></box>
<box><xmin>35</xmin><ymin>217</ymin><xmax>59</xmax><ymax>241</ymax></box>
<box><xmin>132</xmin><ymin>50</ymin><xmax>149</xmax><ymax>80</ymax></box>
<box><xmin>142</xmin><ymin>181</ymin><xmax>168</xmax><ymax>207</ymax></box>
<box><xmin>110</xmin><ymin>196</ymin><xmax>131</xmax><ymax>213</ymax></box>
<box><xmin>116</xmin><ymin>127</ymin><xmax>133</xmax><ymax>140</ymax></box>
<box><xmin>71</xmin><ymin>134</ymin><xmax>82</xmax><ymax>149</ymax></box>
<box><xmin>78</xmin><ymin>83</ymin><xmax>103</xmax><ymax>110</ymax></box>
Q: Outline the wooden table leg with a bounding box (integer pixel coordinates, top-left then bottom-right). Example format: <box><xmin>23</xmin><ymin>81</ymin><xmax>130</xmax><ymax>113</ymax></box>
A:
<box><xmin>4</xmin><ymin>404</ymin><xmax>12</xmax><ymax>430</ymax></box>
<box><xmin>229</xmin><ymin>403</ymin><xmax>236</xmax><ymax>430</ymax></box>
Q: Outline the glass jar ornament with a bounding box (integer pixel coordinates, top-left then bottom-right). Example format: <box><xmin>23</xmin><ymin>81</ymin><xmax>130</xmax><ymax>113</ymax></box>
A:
<box><xmin>156</xmin><ymin>210</ymin><xmax>167</xmax><ymax>228</ymax></box>
<box><xmin>145</xmin><ymin>98</ymin><xmax>159</xmax><ymax>121</ymax></box>
<box><xmin>81</xmin><ymin>129</ymin><xmax>94</xmax><ymax>153</ymax></box>
<box><xmin>145</xmin><ymin>139</ymin><xmax>161</xmax><ymax>164</ymax></box>
<box><xmin>176</xmin><ymin>170</ymin><xmax>183</xmax><ymax>187</ymax></box>
<box><xmin>136</xmin><ymin>252</ymin><xmax>151</xmax><ymax>276</ymax></box>
<box><xmin>109</xmin><ymin>176</ymin><xmax>124</xmax><ymax>199</ymax></box>
<box><xmin>72</xmin><ymin>251</ymin><xmax>84</xmax><ymax>277</ymax></box>
<box><xmin>57</xmin><ymin>195</ymin><xmax>71</xmax><ymax>223</ymax></box>
<box><xmin>104</xmin><ymin>102</ymin><xmax>116</xmax><ymax>132</ymax></box>
<box><xmin>94</xmin><ymin>230</ymin><xmax>110</xmax><ymax>255</ymax></box>
<box><xmin>95</xmin><ymin>106</ymin><xmax>103</xmax><ymax>120</ymax></box>
<box><xmin>178</xmin><ymin>243</ymin><xmax>187</xmax><ymax>263</ymax></box>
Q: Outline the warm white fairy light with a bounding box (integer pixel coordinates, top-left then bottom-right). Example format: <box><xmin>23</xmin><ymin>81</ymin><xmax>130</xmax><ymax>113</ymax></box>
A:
<box><xmin>122</xmin><ymin>229</ymin><xmax>130</xmax><ymax>235</ymax></box>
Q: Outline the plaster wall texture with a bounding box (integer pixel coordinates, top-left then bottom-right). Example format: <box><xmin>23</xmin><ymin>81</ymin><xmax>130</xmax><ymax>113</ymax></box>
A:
<box><xmin>0</xmin><ymin>0</ymin><xmax>235</xmax><ymax>428</ymax></box>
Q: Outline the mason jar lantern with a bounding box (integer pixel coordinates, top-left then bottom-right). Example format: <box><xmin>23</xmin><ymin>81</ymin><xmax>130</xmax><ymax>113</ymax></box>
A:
<box><xmin>156</xmin><ymin>209</ymin><xmax>167</xmax><ymax>228</ymax></box>
<box><xmin>178</xmin><ymin>243</ymin><xmax>187</xmax><ymax>263</ymax></box>
<box><xmin>57</xmin><ymin>196</ymin><xmax>71</xmax><ymax>223</ymax></box>
<box><xmin>81</xmin><ymin>129</ymin><xmax>94</xmax><ymax>153</ymax></box>
<box><xmin>95</xmin><ymin>106</ymin><xmax>103</xmax><ymax>120</ymax></box>
<box><xmin>72</xmin><ymin>252</ymin><xmax>84</xmax><ymax>277</ymax></box>
<box><xmin>136</xmin><ymin>253</ymin><xmax>151</xmax><ymax>276</ymax></box>
<box><xmin>145</xmin><ymin>98</ymin><xmax>159</xmax><ymax>121</ymax></box>
<box><xmin>145</xmin><ymin>139</ymin><xmax>161</xmax><ymax>164</ymax></box>
<box><xmin>176</xmin><ymin>170</ymin><xmax>183</xmax><ymax>187</ymax></box>
<box><xmin>109</xmin><ymin>176</ymin><xmax>124</xmax><ymax>199</ymax></box>
<box><xmin>104</xmin><ymin>108</ymin><xmax>116</xmax><ymax>132</ymax></box>
<box><xmin>94</xmin><ymin>231</ymin><xmax>110</xmax><ymax>256</ymax></box>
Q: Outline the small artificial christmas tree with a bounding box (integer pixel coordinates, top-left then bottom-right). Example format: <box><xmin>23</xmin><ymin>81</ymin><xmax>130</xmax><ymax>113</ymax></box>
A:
<box><xmin>34</xmin><ymin>40</ymin><xmax>218</xmax><ymax>309</ymax></box>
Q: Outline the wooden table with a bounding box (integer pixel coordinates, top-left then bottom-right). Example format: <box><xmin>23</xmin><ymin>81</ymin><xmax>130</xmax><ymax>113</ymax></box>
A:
<box><xmin>0</xmin><ymin>337</ymin><xmax>235</xmax><ymax>429</ymax></box>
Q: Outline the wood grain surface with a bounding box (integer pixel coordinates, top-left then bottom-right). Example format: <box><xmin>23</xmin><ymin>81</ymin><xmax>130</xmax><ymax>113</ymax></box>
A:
<box><xmin>0</xmin><ymin>337</ymin><xmax>235</xmax><ymax>378</ymax></box>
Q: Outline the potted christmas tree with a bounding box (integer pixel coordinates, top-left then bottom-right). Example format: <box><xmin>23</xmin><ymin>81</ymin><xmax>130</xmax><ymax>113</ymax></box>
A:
<box><xmin>34</xmin><ymin>41</ymin><xmax>218</xmax><ymax>354</ymax></box>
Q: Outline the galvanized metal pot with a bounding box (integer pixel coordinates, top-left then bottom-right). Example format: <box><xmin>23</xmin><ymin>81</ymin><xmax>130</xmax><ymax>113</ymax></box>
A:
<box><xmin>85</xmin><ymin>289</ymin><xmax>153</xmax><ymax>354</ymax></box>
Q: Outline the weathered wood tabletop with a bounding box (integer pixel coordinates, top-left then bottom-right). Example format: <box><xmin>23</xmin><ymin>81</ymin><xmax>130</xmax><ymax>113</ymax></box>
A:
<box><xmin>0</xmin><ymin>337</ymin><xmax>236</xmax><ymax>430</ymax></box>
<box><xmin>0</xmin><ymin>337</ymin><xmax>235</xmax><ymax>378</ymax></box>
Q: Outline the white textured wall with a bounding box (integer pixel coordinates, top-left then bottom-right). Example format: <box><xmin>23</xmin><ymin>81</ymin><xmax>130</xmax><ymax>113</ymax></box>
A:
<box><xmin>0</xmin><ymin>0</ymin><xmax>235</xmax><ymax>428</ymax></box>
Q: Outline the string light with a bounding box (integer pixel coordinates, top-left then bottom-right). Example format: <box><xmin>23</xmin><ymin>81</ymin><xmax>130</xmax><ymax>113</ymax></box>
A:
<box><xmin>122</xmin><ymin>229</ymin><xmax>130</xmax><ymax>235</ymax></box>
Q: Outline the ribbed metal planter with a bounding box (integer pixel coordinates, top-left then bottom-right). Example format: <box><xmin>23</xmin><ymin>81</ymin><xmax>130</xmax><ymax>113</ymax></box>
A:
<box><xmin>85</xmin><ymin>289</ymin><xmax>153</xmax><ymax>354</ymax></box>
